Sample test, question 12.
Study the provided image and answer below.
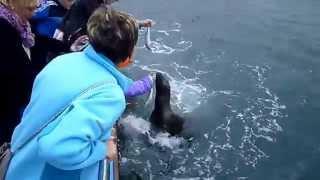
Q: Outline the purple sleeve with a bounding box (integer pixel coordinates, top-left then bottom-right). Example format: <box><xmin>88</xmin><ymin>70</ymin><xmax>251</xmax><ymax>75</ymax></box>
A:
<box><xmin>125</xmin><ymin>75</ymin><xmax>153</xmax><ymax>97</ymax></box>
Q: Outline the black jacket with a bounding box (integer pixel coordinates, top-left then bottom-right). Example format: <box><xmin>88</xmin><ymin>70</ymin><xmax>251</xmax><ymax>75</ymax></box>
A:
<box><xmin>0</xmin><ymin>18</ymin><xmax>69</xmax><ymax>144</ymax></box>
<box><xmin>59</xmin><ymin>0</ymin><xmax>103</xmax><ymax>43</ymax></box>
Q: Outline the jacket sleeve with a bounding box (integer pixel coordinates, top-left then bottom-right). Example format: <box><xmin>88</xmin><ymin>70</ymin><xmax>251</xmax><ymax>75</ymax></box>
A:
<box><xmin>34</xmin><ymin>35</ymin><xmax>70</xmax><ymax>53</ymax></box>
<box><xmin>125</xmin><ymin>75</ymin><xmax>153</xmax><ymax>97</ymax></box>
<box><xmin>32</xmin><ymin>7</ymin><xmax>49</xmax><ymax>21</ymax></box>
<box><xmin>37</xmin><ymin>84</ymin><xmax>125</xmax><ymax>170</ymax></box>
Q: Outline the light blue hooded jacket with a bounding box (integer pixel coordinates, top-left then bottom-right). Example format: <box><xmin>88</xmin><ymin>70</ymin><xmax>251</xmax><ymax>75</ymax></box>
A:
<box><xmin>5</xmin><ymin>45</ymin><xmax>133</xmax><ymax>180</ymax></box>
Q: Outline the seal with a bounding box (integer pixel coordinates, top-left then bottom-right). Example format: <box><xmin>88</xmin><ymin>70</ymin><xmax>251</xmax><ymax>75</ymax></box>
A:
<box><xmin>150</xmin><ymin>73</ymin><xmax>184</xmax><ymax>135</ymax></box>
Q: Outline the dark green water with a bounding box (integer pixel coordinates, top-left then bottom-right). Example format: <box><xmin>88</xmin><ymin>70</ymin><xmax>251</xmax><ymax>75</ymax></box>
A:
<box><xmin>115</xmin><ymin>0</ymin><xmax>320</xmax><ymax>179</ymax></box>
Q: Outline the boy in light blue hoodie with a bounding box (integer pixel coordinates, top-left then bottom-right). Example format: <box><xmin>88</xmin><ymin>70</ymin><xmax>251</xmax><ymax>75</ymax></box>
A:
<box><xmin>6</xmin><ymin>6</ymin><xmax>152</xmax><ymax>180</ymax></box>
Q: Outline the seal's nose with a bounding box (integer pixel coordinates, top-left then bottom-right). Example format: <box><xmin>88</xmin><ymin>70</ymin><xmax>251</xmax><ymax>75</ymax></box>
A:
<box><xmin>155</xmin><ymin>73</ymin><xmax>170</xmax><ymax>91</ymax></box>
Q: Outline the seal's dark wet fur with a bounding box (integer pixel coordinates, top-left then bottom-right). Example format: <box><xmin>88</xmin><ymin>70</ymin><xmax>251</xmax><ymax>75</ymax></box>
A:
<box><xmin>150</xmin><ymin>73</ymin><xmax>184</xmax><ymax>135</ymax></box>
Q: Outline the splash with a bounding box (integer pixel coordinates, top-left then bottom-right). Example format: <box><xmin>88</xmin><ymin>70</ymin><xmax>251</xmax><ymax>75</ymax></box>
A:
<box><xmin>132</xmin><ymin>62</ymin><xmax>210</xmax><ymax>113</ymax></box>
<box><xmin>167</xmin><ymin>62</ymin><xmax>287</xmax><ymax>178</ymax></box>
<box><xmin>119</xmin><ymin>114</ymin><xmax>184</xmax><ymax>150</ymax></box>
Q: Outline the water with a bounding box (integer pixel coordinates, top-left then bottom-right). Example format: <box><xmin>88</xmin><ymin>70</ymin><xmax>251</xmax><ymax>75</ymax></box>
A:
<box><xmin>114</xmin><ymin>0</ymin><xmax>320</xmax><ymax>179</ymax></box>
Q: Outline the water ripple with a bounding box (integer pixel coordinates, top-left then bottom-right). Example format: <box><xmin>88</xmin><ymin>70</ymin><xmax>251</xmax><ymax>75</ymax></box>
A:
<box><xmin>121</xmin><ymin>43</ymin><xmax>286</xmax><ymax>180</ymax></box>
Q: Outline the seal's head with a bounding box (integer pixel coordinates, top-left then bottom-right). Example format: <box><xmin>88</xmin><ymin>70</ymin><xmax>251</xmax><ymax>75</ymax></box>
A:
<box><xmin>155</xmin><ymin>72</ymin><xmax>170</xmax><ymax>98</ymax></box>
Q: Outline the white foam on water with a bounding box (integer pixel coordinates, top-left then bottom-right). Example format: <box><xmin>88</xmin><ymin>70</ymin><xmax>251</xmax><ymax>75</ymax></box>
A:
<box><xmin>149</xmin><ymin>132</ymin><xmax>184</xmax><ymax>150</ymax></box>
<box><xmin>171</xmin><ymin>62</ymin><xmax>287</xmax><ymax>177</ymax></box>
<box><xmin>120</xmin><ymin>114</ymin><xmax>150</xmax><ymax>135</ymax></box>
<box><xmin>119</xmin><ymin>114</ymin><xmax>184</xmax><ymax>150</ymax></box>
<box><xmin>146</xmin><ymin>41</ymin><xmax>175</xmax><ymax>54</ymax></box>
<box><xmin>132</xmin><ymin>61</ymin><xmax>212</xmax><ymax>113</ymax></box>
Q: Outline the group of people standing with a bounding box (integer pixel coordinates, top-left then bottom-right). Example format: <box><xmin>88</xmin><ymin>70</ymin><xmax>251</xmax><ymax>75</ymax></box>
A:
<box><xmin>0</xmin><ymin>0</ymin><xmax>155</xmax><ymax>179</ymax></box>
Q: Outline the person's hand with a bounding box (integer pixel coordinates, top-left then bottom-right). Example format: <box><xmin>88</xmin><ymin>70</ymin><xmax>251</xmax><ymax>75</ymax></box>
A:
<box><xmin>138</xmin><ymin>19</ymin><xmax>155</xmax><ymax>28</ymax></box>
<box><xmin>106</xmin><ymin>136</ymin><xmax>117</xmax><ymax>160</ymax></box>
<box><xmin>70</xmin><ymin>35</ymin><xmax>89</xmax><ymax>52</ymax></box>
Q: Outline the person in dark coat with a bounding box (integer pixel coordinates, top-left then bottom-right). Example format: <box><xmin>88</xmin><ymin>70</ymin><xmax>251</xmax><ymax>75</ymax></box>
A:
<box><xmin>31</xmin><ymin>0</ymin><xmax>74</xmax><ymax>38</ymax></box>
<box><xmin>56</xmin><ymin>0</ymin><xmax>153</xmax><ymax>44</ymax></box>
<box><xmin>0</xmin><ymin>0</ymin><xmax>87</xmax><ymax>144</ymax></box>
<box><xmin>30</xmin><ymin>0</ymin><xmax>76</xmax><ymax>70</ymax></box>
<box><xmin>56</xmin><ymin>0</ymin><xmax>109</xmax><ymax>43</ymax></box>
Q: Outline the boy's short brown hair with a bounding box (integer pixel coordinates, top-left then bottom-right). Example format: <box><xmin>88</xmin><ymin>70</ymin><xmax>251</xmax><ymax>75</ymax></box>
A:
<box><xmin>87</xmin><ymin>6</ymin><xmax>138</xmax><ymax>65</ymax></box>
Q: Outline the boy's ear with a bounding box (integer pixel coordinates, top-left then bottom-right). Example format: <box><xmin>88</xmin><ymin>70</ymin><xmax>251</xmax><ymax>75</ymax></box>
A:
<box><xmin>117</xmin><ymin>56</ymin><xmax>133</xmax><ymax>68</ymax></box>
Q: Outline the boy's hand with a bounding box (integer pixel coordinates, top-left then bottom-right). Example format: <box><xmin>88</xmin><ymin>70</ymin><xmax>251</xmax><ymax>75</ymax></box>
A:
<box><xmin>106</xmin><ymin>136</ymin><xmax>117</xmax><ymax>160</ymax></box>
